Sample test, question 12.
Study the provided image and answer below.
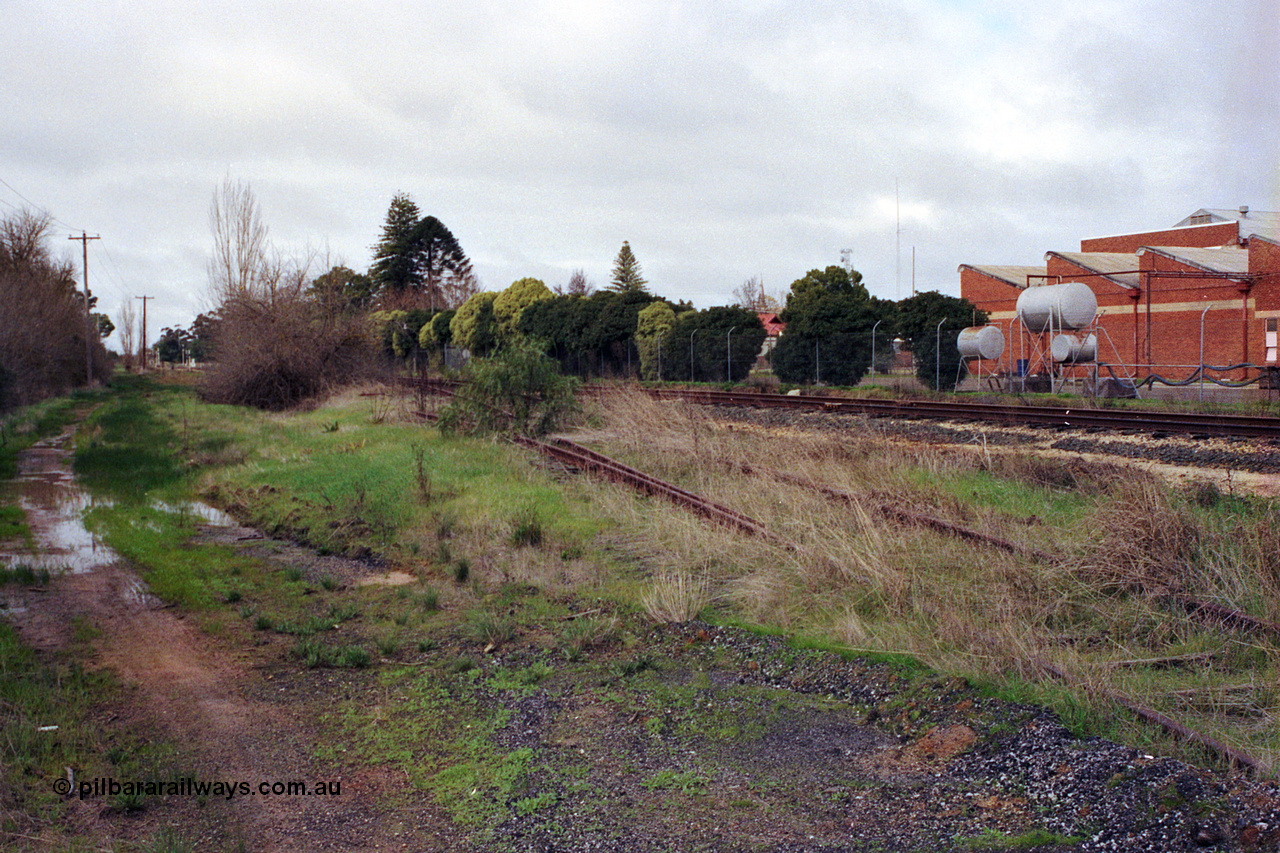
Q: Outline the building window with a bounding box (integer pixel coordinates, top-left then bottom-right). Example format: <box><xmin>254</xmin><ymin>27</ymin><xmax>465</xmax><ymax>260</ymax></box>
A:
<box><xmin>1267</xmin><ymin>318</ymin><xmax>1278</xmax><ymax>364</ymax></box>
<box><xmin>1189</xmin><ymin>214</ymin><xmax>1213</xmax><ymax>225</ymax></box>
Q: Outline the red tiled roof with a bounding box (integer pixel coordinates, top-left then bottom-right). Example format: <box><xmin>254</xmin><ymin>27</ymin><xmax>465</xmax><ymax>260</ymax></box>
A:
<box><xmin>757</xmin><ymin>312</ymin><xmax>785</xmax><ymax>336</ymax></box>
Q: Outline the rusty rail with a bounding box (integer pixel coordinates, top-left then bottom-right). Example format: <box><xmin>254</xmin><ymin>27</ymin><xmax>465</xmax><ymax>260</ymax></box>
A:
<box><xmin>512</xmin><ymin>435</ymin><xmax>795</xmax><ymax>549</ymax></box>
<box><xmin>1036</xmin><ymin>660</ymin><xmax>1268</xmax><ymax>775</ymax></box>
<box><xmin>1169</xmin><ymin>594</ymin><xmax>1280</xmax><ymax>641</ymax></box>
<box><xmin>735</xmin><ymin>461</ymin><xmax>1056</xmax><ymax>560</ymax></box>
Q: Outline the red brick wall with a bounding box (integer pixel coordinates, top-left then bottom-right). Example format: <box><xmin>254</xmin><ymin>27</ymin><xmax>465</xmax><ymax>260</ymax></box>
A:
<box><xmin>959</xmin><ymin>268</ymin><xmax>1022</xmax><ymax>320</ymax></box>
<box><xmin>1136</xmin><ymin>252</ymin><xmax>1252</xmax><ymax>373</ymax></box>
<box><xmin>1081</xmin><ymin>221</ymin><xmax>1238</xmax><ymax>253</ymax></box>
<box><xmin>1251</xmin><ymin>238</ymin><xmax>1280</xmax><ymax>313</ymax></box>
<box><xmin>962</xmin><ymin>227</ymin><xmax>1280</xmax><ymax>381</ymax></box>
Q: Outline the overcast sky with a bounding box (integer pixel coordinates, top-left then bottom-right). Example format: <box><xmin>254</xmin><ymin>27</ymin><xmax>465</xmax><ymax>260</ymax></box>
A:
<box><xmin>3</xmin><ymin>0</ymin><xmax>1277</xmax><ymax>346</ymax></box>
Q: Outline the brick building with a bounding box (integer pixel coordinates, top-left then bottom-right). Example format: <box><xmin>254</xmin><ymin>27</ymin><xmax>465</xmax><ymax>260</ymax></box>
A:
<box><xmin>959</xmin><ymin>207</ymin><xmax>1280</xmax><ymax>381</ymax></box>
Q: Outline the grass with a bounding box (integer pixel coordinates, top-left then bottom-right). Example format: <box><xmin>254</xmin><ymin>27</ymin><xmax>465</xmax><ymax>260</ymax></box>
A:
<box><xmin>0</xmin><ymin>620</ymin><xmax>176</xmax><ymax>843</ymax></box>
<box><xmin>4</xmin><ymin>372</ymin><xmax>1274</xmax><ymax>848</ymax></box>
<box><xmin>584</xmin><ymin>388</ymin><xmax>1280</xmax><ymax>767</ymax></box>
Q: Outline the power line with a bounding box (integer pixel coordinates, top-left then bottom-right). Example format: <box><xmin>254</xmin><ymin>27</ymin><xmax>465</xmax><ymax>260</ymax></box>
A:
<box><xmin>0</xmin><ymin>175</ymin><xmax>84</xmax><ymax>232</ymax></box>
<box><xmin>93</xmin><ymin>241</ymin><xmax>130</xmax><ymax>295</ymax></box>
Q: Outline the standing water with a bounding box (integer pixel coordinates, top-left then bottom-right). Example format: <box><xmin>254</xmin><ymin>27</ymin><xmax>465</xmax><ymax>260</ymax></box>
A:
<box><xmin>1</xmin><ymin>428</ymin><xmax>119</xmax><ymax>574</ymax></box>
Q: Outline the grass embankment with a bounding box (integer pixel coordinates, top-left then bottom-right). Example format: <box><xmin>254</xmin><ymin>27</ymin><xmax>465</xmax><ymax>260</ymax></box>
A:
<box><xmin>583</xmin><ymin>389</ymin><xmax>1280</xmax><ymax>769</ymax></box>
<box><xmin>93</xmin><ymin>374</ymin><xmax>1277</xmax><ymax>771</ymax></box>
<box><xmin>4</xmin><ymin>373</ymin><xmax>1276</xmax><ymax>848</ymax></box>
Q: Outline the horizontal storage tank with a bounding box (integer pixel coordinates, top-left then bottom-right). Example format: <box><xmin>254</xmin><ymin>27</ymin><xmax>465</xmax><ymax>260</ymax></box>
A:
<box><xmin>956</xmin><ymin>325</ymin><xmax>1005</xmax><ymax>360</ymax></box>
<box><xmin>1050</xmin><ymin>333</ymin><xmax>1097</xmax><ymax>364</ymax></box>
<box><xmin>1016</xmin><ymin>282</ymin><xmax>1097</xmax><ymax>332</ymax></box>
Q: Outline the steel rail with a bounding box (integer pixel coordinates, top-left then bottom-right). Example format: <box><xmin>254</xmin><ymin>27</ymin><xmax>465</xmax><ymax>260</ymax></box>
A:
<box><xmin>511</xmin><ymin>435</ymin><xmax>796</xmax><ymax>548</ymax></box>
<box><xmin>1036</xmin><ymin>660</ymin><xmax>1267</xmax><ymax>775</ymax></box>
<box><xmin>411</xmin><ymin>378</ymin><xmax>1280</xmax><ymax>439</ymax></box>
<box><xmin>627</xmin><ymin>385</ymin><xmax>1280</xmax><ymax>439</ymax></box>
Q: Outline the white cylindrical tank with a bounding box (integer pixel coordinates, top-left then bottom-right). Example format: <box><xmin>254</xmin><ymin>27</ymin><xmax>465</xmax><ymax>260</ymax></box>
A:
<box><xmin>1016</xmin><ymin>282</ymin><xmax>1097</xmax><ymax>332</ymax></box>
<box><xmin>956</xmin><ymin>326</ymin><xmax>1005</xmax><ymax>360</ymax></box>
<box><xmin>1050</xmin><ymin>333</ymin><xmax>1098</xmax><ymax>364</ymax></box>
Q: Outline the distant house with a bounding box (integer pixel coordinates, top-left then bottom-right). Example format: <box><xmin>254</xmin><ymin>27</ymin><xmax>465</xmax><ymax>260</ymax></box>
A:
<box><xmin>959</xmin><ymin>206</ymin><xmax>1280</xmax><ymax>380</ymax></box>
<box><xmin>756</xmin><ymin>312</ymin><xmax>785</xmax><ymax>367</ymax></box>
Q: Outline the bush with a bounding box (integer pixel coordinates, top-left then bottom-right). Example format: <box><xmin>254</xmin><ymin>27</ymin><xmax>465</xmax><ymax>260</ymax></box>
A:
<box><xmin>0</xmin><ymin>210</ymin><xmax>112</xmax><ymax>411</ymax></box>
<box><xmin>200</xmin><ymin>295</ymin><xmax>377</xmax><ymax>410</ymax></box>
<box><xmin>438</xmin><ymin>340</ymin><xmax>578</xmax><ymax>437</ymax></box>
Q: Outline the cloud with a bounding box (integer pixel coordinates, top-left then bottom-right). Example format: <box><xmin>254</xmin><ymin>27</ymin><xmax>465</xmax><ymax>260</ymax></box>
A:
<box><xmin>2</xmin><ymin>0</ymin><xmax>1276</xmax><ymax>341</ymax></box>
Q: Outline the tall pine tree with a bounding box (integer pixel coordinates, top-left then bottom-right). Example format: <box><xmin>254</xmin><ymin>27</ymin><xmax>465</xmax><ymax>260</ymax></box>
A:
<box><xmin>608</xmin><ymin>241</ymin><xmax>648</xmax><ymax>293</ymax></box>
<box><xmin>369</xmin><ymin>193</ymin><xmax>422</xmax><ymax>295</ymax></box>
<box><xmin>369</xmin><ymin>193</ymin><xmax>478</xmax><ymax>308</ymax></box>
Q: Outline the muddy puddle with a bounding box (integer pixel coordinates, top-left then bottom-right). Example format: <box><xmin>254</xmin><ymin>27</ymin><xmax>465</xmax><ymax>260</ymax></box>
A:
<box><xmin>1</xmin><ymin>429</ymin><xmax>235</xmax><ymax>615</ymax></box>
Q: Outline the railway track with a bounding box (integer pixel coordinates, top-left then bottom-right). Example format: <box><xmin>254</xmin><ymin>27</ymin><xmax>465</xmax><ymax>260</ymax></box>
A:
<box><xmin>411</xmin><ymin>375</ymin><xmax>1276</xmax><ymax>773</ymax></box>
<box><xmin>412</xmin><ymin>376</ymin><xmax>1280</xmax><ymax>439</ymax></box>
<box><xmin>625</xmin><ymin>385</ymin><xmax>1280</xmax><ymax>440</ymax></box>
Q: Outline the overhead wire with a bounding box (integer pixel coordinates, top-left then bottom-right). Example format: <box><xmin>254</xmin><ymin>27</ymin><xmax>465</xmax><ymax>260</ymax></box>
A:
<box><xmin>0</xmin><ymin>176</ymin><xmax>85</xmax><ymax>233</ymax></box>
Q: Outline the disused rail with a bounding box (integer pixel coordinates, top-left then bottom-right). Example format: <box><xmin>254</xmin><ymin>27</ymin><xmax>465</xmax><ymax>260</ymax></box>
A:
<box><xmin>1037</xmin><ymin>660</ymin><xmax>1268</xmax><ymax>775</ymax></box>
<box><xmin>511</xmin><ymin>435</ymin><xmax>796</xmax><ymax>549</ymax></box>
<box><xmin>408</xmin><ymin>376</ymin><xmax>1280</xmax><ymax>439</ymax></box>
<box><xmin>734</xmin><ymin>461</ymin><xmax>1057</xmax><ymax>561</ymax></box>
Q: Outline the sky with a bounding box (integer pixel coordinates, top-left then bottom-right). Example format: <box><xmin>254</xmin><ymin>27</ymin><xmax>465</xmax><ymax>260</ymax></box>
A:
<box><xmin>3</xmin><ymin>0</ymin><xmax>1277</xmax><ymax>348</ymax></box>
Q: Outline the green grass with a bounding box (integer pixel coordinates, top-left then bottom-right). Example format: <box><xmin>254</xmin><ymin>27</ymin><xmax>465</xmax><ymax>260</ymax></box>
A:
<box><xmin>959</xmin><ymin>827</ymin><xmax>1084</xmax><ymax>850</ymax></box>
<box><xmin>0</xmin><ymin>622</ymin><xmax>116</xmax><ymax>836</ymax></box>
<box><xmin>83</xmin><ymin>503</ymin><xmax>265</xmax><ymax>610</ymax></box>
<box><xmin>0</xmin><ymin>563</ymin><xmax>51</xmax><ymax>586</ymax></box>
<box><xmin>0</xmin><ymin>505</ymin><xmax>30</xmax><ymax>544</ymax></box>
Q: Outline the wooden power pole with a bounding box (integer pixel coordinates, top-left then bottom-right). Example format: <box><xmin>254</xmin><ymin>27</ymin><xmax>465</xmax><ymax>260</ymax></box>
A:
<box><xmin>68</xmin><ymin>232</ymin><xmax>100</xmax><ymax>385</ymax></box>
<box><xmin>136</xmin><ymin>295</ymin><xmax>153</xmax><ymax>370</ymax></box>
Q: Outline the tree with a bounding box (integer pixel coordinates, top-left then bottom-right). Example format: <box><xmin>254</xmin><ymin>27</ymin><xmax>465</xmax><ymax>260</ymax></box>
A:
<box><xmin>437</xmin><ymin>339</ymin><xmax>578</xmax><ymax>438</ymax></box>
<box><xmin>733</xmin><ymin>276</ymin><xmax>779</xmax><ymax>312</ymax></box>
<box><xmin>516</xmin><ymin>295</ymin><xmax>582</xmax><ymax>370</ymax></box>
<box><xmin>412</xmin><ymin>216</ymin><xmax>479</xmax><ymax>309</ymax></box>
<box><xmin>634</xmin><ymin>301</ymin><xmax>675</xmax><ymax>380</ymax></box>
<box><xmin>661</xmin><ymin>306</ymin><xmax>764</xmax><ymax>383</ymax></box>
<box><xmin>0</xmin><ymin>209</ymin><xmax>110</xmax><ymax>409</ymax></box>
<box><xmin>771</xmin><ymin>265</ymin><xmax>885</xmax><ymax>387</ymax></box>
<box><xmin>207</xmin><ymin>176</ymin><xmax>269</xmax><ymax>303</ymax></box>
<box><xmin>419</xmin><ymin>309</ymin><xmax>457</xmax><ymax>351</ymax></box>
<box><xmin>449</xmin><ymin>291</ymin><xmax>499</xmax><ymax>357</ymax></box>
<box><xmin>155</xmin><ymin>326</ymin><xmax>189</xmax><ymax>364</ymax></box>
<box><xmin>559</xmin><ymin>268</ymin><xmax>594</xmax><ymax>297</ymax></box>
<box><xmin>203</xmin><ymin>182</ymin><xmax>375</xmax><ymax>409</ymax></box>
<box><xmin>93</xmin><ymin>313</ymin><xmax>115</xmax><ymax>340</ymax></box>
<box><xmin>116</xmin><ymin>300</ymin><xmax>137</xmax><ymax>370</ymax></box>
<box><xmin>896</xmin><ymin>291</ymin><xmax>987</xmax><ymax>391</ymax></box>
<box><xmin>188</xmin><ymin>312</ymin><xmax>220</xmax><ymax>362</ymax></box>
<box><xmin>368</xmin><ymin>193</ymin><xmax>421</xmax><ymax>296</ymax></box>
<box><xmin>369</xmin><ymin>194</ymin><xmax>479</xmax><ymax>309</ymax></box>
<box><xmin>308</xmin><ymin>265</ymin><xmax>374</xmax><ymax>313</ymax></box>
<box><xmin>608</xmin><ymin>241</ymin><xmax>648</xmax><ymax>293</ymax></box>
<box><xmin>493</xmin><ymin>277</ymin><xmax>553</xmax><ymax>344</ymax></box>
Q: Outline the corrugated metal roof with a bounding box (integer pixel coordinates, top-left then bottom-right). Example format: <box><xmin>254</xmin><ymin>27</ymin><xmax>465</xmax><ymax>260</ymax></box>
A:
<box><xmin>1137</xmin><ymin>245</ymin><xmax>1250</xmax><ymax>275</ymax></box>
<box><xmin>1045</xmin><ymin>252</ymin><xmax>1141</xmax><ymax>289</ymax></box>
<box><xmin>956</xmin><ymin>264</ymin><xmax>1044</xmax><ymax>289</ymax></box>
<box><xmin>1173</xmin><ymin>208</ymin><xmax>1280</xmax><ymax>241</ymax></box>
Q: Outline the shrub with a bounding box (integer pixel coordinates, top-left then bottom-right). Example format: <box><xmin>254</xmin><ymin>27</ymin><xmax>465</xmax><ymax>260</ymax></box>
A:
<box><xmin>437</xmin><ymin>340</ymin><xmax>578</xmax><ymax>437</ymax></box>
<box><xmin>200</xmin><ymin>294</ymin><xmax>377</xmax><ymax>411</ymax></box>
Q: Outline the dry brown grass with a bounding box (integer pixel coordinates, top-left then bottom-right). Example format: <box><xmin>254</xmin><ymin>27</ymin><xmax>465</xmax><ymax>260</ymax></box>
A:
<box><xmin>579</xmin><ymin>388</ymin><xmax>1280</xmax><ymax>767</ymax></box>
